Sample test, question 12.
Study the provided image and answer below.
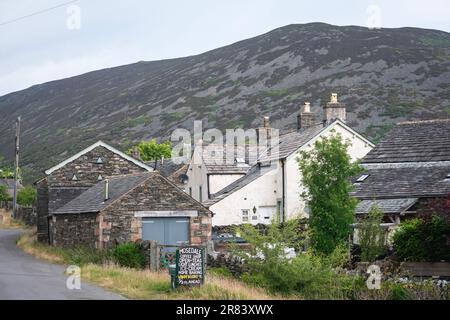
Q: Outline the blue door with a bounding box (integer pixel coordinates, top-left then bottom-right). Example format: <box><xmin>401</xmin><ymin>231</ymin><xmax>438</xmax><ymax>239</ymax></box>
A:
<box><xmin>142</xmin><ymin>217</ymin><xmax>189</xmax><ymax>246</ymax></box>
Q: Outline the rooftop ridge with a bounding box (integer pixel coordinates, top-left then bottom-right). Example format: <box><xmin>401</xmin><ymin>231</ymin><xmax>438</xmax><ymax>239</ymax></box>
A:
<box><xmin>397</xmin><ymin>118</ymin><xmax>450</xmax><ymax>125</ymax></box>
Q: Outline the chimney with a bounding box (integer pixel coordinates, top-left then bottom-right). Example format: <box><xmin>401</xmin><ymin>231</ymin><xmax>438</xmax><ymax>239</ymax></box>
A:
<box><xmin>297</xmin><ymin>102</ymin><xmax>315</xmax><ymax>130</ymax></box>
<box><xmin>104</xmin><ymin>179</ymin><xmax>110</xmax><ymax>201</ymax></box>
<box><xmin>256</xmin><ymin>116</ymin><xmax>272</xmax><ymax>149</ymax></box>
<box><xmin>323</xmin><ymin>93</ymin><xmax>346</xmax><ymax>125</ymax></box>
<box><xmin>161</xmin><ymin>155</ymin><xmax>164</xmax><ymax>166</ymax></box>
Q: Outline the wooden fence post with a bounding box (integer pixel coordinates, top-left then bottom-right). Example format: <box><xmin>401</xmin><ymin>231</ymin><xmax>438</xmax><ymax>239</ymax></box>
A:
<box><xmin>149</xmin><ymin>240</ymin><xmax>159</xmax><ymax>272</ymax></box>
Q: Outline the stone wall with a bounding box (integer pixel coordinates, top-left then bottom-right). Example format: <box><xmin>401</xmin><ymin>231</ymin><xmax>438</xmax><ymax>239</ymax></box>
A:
<box><xmin>50</xmin><ymin>213</ymin><xmax>98</xmax><ymax>248</ymax></box>
<box><xmin>36</xmin><ymin>178</ymin><xmax>49</xmax><ymax>242</ymax></box>
<box><xmin>38</xmin><ymin>145</ymin><xmax>148</xmax><ymax>243</ymax></box>
<box><xmin>15</xmin><ymin>207</ymin><xmax>36</xmax><ymax>226</ymax></box>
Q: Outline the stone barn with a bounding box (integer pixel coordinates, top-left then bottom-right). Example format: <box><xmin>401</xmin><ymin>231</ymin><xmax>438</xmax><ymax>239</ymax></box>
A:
<box><xmin>49</xmin><ymin>172</ymin><xmax>212</xmax><ymax>248</ymax></box>
<box><xmin>36</xmin><ymin>141</ymin><xmax>153</xmax><ymax>243</ymax></box>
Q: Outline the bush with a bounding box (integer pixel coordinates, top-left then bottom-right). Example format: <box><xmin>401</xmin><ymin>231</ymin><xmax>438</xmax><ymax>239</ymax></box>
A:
<box><xmin>0</xmin><ymin>185</ymin><xmax>9</xmax><ymax>202</ymax></box>
<box><xmin>393</xmin><ymin>216</ymin><xmax>450</xmax><ymax>262</ymax></box>
<box><xmin>112</xmin><ymin>243</ymin><xmax>145</xmax><ymax>269</ymax></box>
<box><xmin>17</xmin><ymin>186</ymin><xmax>37</xmax><ymax>207</ymax></box>
<box><xmin>359</xmin><ymin>205</ymin><xmax>386</xmax><ymax>262</ymax></box>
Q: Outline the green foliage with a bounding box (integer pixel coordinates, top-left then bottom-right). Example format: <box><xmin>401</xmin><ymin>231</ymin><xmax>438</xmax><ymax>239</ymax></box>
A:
<box><xmin>112</xmin><ymin>243</ymin><xmax>145</xmax><ymax>269</ymax></box>
<box><xmin>393</xmin><ymin>216</ymin><xmax>450</xmax><ymax>262</ymax></box>
<box><xmin>235</xmin><ymin>220</ymin><xmax>359</xmax><ymax>298</ymax></box>
<box><xmin>63</xmin><ymin>247</ymin><xmax>112</xmax><ymax>266</ymax></box>
<box><xmin>359</xmin><ymin>205</ymin><xmax>386</xmax><ymax>262</ymax></box>
<box><xmin>129</xmin><ymin>139</ymin><xmax>172</xmax><ymax>164</ymax></box>
<box><xmin>0</xmin><ymin>185</ymin><xmax>10</xmax><ymax>202</ymax></box>
<box><xmin>17</xmin><ymin>186</ymin><xmax>37</xmax><ymax>207</ymax></box>
<box><xmin>297</xmin><ymin>133</ymin><xmax>362</xmax><ymax>254</ymax></box>
<box><xmin>0</xmin><ymin>167</ymin><xmax>14</xmax><ymax>179</ymax></box>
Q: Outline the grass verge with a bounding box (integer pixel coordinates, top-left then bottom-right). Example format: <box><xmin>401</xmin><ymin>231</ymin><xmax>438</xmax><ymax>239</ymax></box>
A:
<box><xmin>16</xmin><ymin>228</ymin><xmax>284</xmax><ymax>300</ymax></box>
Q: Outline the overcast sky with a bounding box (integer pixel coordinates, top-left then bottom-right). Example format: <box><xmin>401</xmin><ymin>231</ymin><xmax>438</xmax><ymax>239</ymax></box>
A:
<box><xmin>0</xmin><ymin>0</ymin><xmax>449</xmax><ymax>96</ymax></box>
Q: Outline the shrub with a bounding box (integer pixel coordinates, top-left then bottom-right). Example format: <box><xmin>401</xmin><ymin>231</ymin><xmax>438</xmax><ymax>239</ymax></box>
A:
<box><xmin>358</xmin><ymin>205</ymin><xmax>386</xmax><ymax>262</ymax></box>
<box><xmin>112</xmin><ymin>243</ymin><xmax>145</xmax><ymax>269</ymax></box>
<box><xmin>17</xmin><ymin>186</ymin><xmax>37</xmax><ymax>207</ymax></box>
<box><xmin>393</xmin><ymin>216</ymin><xmax>450</xmax><ymax>262</ymax></box>
<box><xmin>0</xmin><ymin>185</ymin><xmax>9</xmax><ymax>202</ymax></box>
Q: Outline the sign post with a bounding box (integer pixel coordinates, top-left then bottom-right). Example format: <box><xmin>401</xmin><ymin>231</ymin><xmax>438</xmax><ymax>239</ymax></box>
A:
<box><xmin>173</xmin><ymin>246</ymin><xmax>205</xmax><ymax>289</ymax></box>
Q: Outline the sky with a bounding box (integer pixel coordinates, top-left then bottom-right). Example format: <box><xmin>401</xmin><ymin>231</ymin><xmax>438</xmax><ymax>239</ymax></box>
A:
<box><xmin>0</xmin><ymin>0</ymin><xmax>449</xmax><ymax>96</ymax></box>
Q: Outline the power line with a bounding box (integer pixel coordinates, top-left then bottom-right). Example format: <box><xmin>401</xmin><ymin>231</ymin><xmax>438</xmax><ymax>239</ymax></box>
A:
<box><xmin>0</xmin><ymin>0</ymin><xmax>79</xmax><ymax>27</ymax></box>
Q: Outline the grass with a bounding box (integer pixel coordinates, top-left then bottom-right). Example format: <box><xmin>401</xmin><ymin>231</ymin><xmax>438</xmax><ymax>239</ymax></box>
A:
<box><xmin>0</xmin><ymin>209</ymin><xmax>26</xmax><ymax>229</ymax></box>
<box><xmin>16</xmin><ymin>228</ymin><xmax>284</xmax><ymax>300</ymax></box>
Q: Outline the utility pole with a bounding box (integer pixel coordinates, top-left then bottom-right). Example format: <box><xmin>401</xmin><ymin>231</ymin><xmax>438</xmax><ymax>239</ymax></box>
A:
<box><xmin>12</xmin><ymin>116</ymin><xmax>21</xmax><ymax>219</ymax></box>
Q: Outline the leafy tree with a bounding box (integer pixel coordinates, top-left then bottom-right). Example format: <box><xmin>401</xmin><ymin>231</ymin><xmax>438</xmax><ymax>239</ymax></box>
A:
<box><xmin>0</xmin><ymin>185</ymin><xmax>9</xmax><ymax>202</ymax></box>
<box><xmin>17</xmin><ymin>186</ymin><xmax>37</xmax><ymax>207</ymax></box>
<box><xmin>359</xmin><ymin>205</ymin><xmax>386</xmax><ymax>262</ymax></box>
<box><xmin>393</xmin><ymin>216</ymin><xmax>450</xmax><ymax>262</ymax></box>
<box><xmin>297</xmin><ymin>133</ymin><xmax>362</xmax><ymax>255</ymax></box>
<box><xmin>0</xmin><ymin>167</ymin><xmax>14</xmax><ymax>179</ymax></box>
<box><xmin>128</xmin><ymin>139</ymin><xmax>172</xmax><ymax>168</ymax></box>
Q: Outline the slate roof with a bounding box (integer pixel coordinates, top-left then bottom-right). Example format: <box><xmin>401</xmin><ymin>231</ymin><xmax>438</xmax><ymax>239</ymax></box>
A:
<box><xmin>362</xmin><ymin>119</ymin><xmax>450</xmax><ymax>164</ymax></box>
<box><xmin>53</xmin><ymin>173</ymin><xmax>151</xmax><ymax>214</ymax></box>
<box><xmin>202</xmin><ymin>144</ymin><xmax>257</xmax><ymax>174</ymax></box>
<box><xmin>351</xmin><ymin>164</ymin><xmax>450</xmax><ymax>199</ymax></box>
<box><xmin>355</xmin><ymin>198</ymin><xmax>418</xmax><ymax>214</ymax></box>
<box><xmin>258</xmin><ymin>124</ymin><xmax>324</xmax><ymax>162</ymax></box>
<box><xmin>150</xmin><ymin>158</ymin><xmax>187</xmax><ymax>177</ymax></box>
<box><xmin>203</xmin><ymin>164</ymin><xmax>270</xmax><ymax>206</ymax></box>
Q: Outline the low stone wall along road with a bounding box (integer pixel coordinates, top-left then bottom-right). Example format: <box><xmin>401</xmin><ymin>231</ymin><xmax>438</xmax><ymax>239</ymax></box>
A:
<box><xmin>0</xmin><ymin>229</ymin><xmax>124</xmax><ymax>300</ymax></box>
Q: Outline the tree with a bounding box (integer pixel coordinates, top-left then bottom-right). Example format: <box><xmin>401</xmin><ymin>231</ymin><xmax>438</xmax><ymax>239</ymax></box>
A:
<box><xmin>359</xmin><ymin>205</ymin><xmax>386</xmax><ymax>262</ymax></box>
<box><xmin>17</xmin><ymin>186</ymin><xmax>37</xmax><ymax>207</ymax></box>
<box><xmin>128</xmin><ymin>139</ymin><xmax>172</xmax><ymax>168</ymax></box>
<box><xmin>297</xmin><ymin>132</ymin><xmax>362</xmax><ymax>255</ymax></box>
<box><xmin>0</xmin><ymin>185</ymin><xmax>9</xmax><ymax>202</ymax></box>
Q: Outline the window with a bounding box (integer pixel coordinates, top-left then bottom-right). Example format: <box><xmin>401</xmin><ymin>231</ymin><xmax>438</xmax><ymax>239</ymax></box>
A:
<box><xmin>356</xmin><ymin>174</ymin><xmax>369</xmax><ymax>182</ymax></box>
<box><xmin>96</xmin><ymin>157</ymin><xmax>103</xmax><ymax>164</ymax></box>
<box><xmin>97</xmin><ymin>174</ymin><xmax>103</xmax><ymax>181</ymax></box>
<box><xmin>199</xmin><ymin>186</ymin><xmax>202</xmax><ymax>202</ymax></box>
<box><xmin>71</xmin><ymin>174</ymin><xmax>78</xmax><ymax>181</ymax></box>
<box><xmin>242</xmin><ymin>210</ymin><xmax>249</xmax><ymax>223</ymax></box>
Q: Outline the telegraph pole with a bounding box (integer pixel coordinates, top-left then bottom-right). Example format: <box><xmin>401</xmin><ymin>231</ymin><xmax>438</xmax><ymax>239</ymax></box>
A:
<box><xmin>12</xmin><ymin>116</ymin><xmax>21</xmax><ymax>219</ymax></box>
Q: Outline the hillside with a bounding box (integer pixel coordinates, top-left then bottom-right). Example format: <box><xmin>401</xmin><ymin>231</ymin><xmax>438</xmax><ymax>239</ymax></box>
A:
<box><xmin>0</xmin><ymin>23</ymin><xmax>449</xmax><ymax>183</ymax></box>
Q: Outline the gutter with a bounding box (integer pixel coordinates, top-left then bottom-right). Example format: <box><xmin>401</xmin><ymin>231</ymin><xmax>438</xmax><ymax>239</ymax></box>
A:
<box><xmin>281</xmin><ymin>158</ymin><xmax>286</xmax><ymax>223</ymax></box>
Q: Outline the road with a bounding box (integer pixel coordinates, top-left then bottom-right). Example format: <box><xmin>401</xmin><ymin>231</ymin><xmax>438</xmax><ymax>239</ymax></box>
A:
<box><xmin>0</xmin><ymin>228</ymin><xmax>124</xmax><ymax>300</ymax></box>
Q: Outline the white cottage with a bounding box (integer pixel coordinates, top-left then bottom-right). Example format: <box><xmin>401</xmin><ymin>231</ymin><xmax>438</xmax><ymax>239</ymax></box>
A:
<box><xmin>203</xmin><ymin>94</ymin><xmax>375</xmax><ymax>226</ymax></box>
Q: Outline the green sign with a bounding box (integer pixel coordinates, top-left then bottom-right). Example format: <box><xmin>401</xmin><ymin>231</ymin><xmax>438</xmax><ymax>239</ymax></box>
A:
<box><xmin>174</xmin><ymin>246</ymin><xmax>205</xmax><ymax>288</ymax></box>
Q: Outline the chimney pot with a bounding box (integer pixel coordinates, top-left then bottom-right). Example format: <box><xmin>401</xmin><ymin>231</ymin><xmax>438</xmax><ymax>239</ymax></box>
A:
<box><xmin>263</xmin><ymin>116</ymin><xmax>270</xmax><ymax>128</ymax></box>
<box><xmin>331</xmin><ymin>93</ymin><xmax>338</xmax><ymax>104</ymax></box>
<box><xmin>304</xmin><ymin>102</ymin><xmax>311</xmax><ymax>113</ymax></box>
<box><xmin>104</xmin><ymin>179</ymin><xmax>110</xmax><ymax>201</ymax></box>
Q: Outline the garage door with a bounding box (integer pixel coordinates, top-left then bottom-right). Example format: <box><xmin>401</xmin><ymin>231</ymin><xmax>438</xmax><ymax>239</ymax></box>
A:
<box><xmin>142</xmin><ymin>217</ymin><xmax>189</xmax><ymax>246</ymax></box>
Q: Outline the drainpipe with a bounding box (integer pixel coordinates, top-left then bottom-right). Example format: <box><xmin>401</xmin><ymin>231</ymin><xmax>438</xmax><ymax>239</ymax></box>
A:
<box><xmin>281</xmin><ymin>159</ymin><xmax>286</xmax><ymax>223</ymax></box>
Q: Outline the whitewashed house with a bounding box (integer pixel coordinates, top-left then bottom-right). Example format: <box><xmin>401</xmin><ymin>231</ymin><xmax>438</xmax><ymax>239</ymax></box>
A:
<box><xmin>202</xmin><ymin>94</ymin><xmax>375</xmax><ymax>226</ymax></box>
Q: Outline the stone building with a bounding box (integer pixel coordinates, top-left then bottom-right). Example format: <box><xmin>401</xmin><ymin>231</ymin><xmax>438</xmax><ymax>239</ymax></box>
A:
<box><xmin>50</xmin><ymin>172</ymin><xmax>212</xmax><ymax>248</ymax></box>
<box><xmin>36</xmin><ymin>141</ymin><xmax>153</xmax><ymax>243</ymax></box>
<box><xmin>352</xmin><ymin>119</ymin><xmax>450</xmax><ymax>220</ymax></box>
<box><xmin>36</xmin><ymin>141</ymin><xmax>212</xmax><ymax>248</ymax></box>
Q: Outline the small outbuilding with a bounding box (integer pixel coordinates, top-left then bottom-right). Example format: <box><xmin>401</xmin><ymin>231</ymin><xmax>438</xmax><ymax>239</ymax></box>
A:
<box><xmin>49</xmin><ymin>172</ymin><xmax>212</xmax><ymax>249</ymax></box>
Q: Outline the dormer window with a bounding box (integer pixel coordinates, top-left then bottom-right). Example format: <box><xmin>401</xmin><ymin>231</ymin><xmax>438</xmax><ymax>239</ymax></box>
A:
<box><xmin>71</xmin><ymin>174</ymin><xmax>78</xmax><ymax>181</ymax></box>
<box><xmin>356</xmin><ymin>174</ymin><xmax>369</xmax><ymax>183</ymax></box>
<box><xmin>96</xmin><ymin>157</ymin><xmax>103</xmax><ymax>164</ymax></box>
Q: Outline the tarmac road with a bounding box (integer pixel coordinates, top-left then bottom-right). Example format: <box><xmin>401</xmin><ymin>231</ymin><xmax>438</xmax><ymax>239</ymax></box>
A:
<box><xmin>0</xmin><ymin>228</ymin><xmax>124</xmax><ymax>300</ymax></box>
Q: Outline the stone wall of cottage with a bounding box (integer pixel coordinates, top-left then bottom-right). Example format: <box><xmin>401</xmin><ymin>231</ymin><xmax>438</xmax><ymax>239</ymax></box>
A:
<box><xmin>37</xmin><ymin>145</ymin><xmax>148</xmax><ymax>243</ymax></box>
<box><xmin>36</xmin><ymin>178</ymin><xmax>49</xmax><ymax>242</ymax></box>
<box><xmin>50</xmin><ymin>213</ymin><xmax>98</xmax><ymax>248</ymax></box>
<box><xmin>98</xmin><ymin>174</ymin><xmax>212</xmax><ymax>249</ymax></box>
